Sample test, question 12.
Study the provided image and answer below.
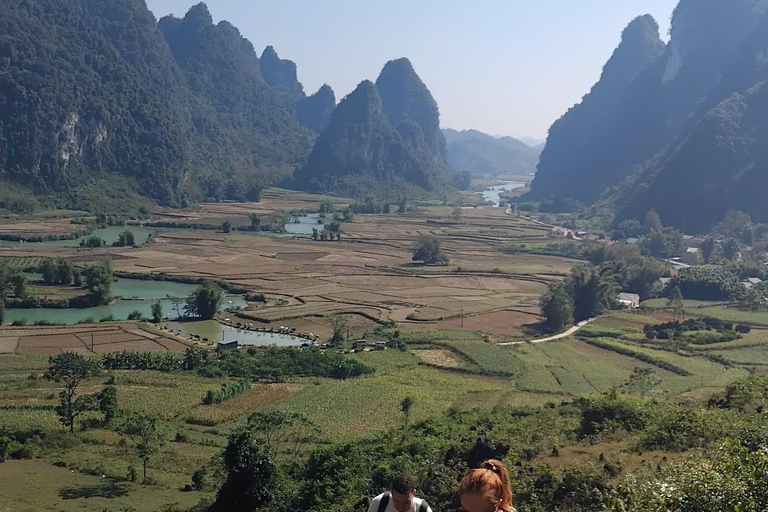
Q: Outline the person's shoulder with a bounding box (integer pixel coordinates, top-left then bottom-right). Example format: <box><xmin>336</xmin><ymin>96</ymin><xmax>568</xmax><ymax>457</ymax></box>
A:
<box><xmin>368</xmin><ymin>492</ymin><xmax>387</xmax><ymax>511</ymax></box>
<box><xmin>412</xmin><ymin>496</ymin><xmax>433</xmax><ymax>512</ymax></box>
<box><xmin>371</xmin><ymin>492</ymin><xmax>387</xmax><ymax>503</ymax></box>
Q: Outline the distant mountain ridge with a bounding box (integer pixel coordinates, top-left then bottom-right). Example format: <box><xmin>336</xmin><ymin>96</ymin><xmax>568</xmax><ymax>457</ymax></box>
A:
<box><xmin>443</xmin><ymin>129</ymin><xmax>542</xmax><ymax>176</ymax></box>
<box><xmin>294</xmin><ymin>58</ymin><xmax>457</xmax><ymax>198</ymax></box>
<box><xmin>528</xmin><ymin>0</ymin><xmax>768</xmax><ymax>232</ymax></box>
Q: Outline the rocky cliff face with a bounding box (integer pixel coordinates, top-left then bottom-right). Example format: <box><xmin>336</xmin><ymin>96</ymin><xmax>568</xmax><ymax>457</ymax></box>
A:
<box><xmin>617</xmin><ymin>10</ymin><xmax>768</xmax><ymax>231</ymax></box>
<box><xmin>259</xmin><ymin>45</ymin><xmax>306</xmax><ymax>102</ymax></box>
<box><xmin>530</xmin><ymin>0</ymin><xmax>768</xmax><ymax>206</ymax></box>
<box><xmin>375</xmin><ymin>58</ymin><xmax>448</xmax><ymax>161</ymax></box>
<box><xmin>296</xmin><ymin>85</ymin><xmax>336</xmax><ymax>133</ymax></box>
<box><xmin>529</xmin><ymin>15</ymin><xmax>666</xmax><ymax>201</ymax></box>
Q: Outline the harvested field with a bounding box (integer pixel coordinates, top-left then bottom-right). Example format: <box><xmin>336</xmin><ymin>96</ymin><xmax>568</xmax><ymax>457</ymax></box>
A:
<box><xmin>413</xmin><ymin>349</ymin><xmax>468</xmax><ymax>369</ymax></box>
<box><xmin>0</xmin><ymin>191</ymin><xmax>576</xmax><ymax>337</ymax></box>
<box><xmin>2</xmin><ymin>324</ymin><xmax>187</xmax><ymax>355</ymax></box>
<box><xmin>433</xmin><ymin>309</ymin><xmax>541</xmax><ymax>335</ymax></box>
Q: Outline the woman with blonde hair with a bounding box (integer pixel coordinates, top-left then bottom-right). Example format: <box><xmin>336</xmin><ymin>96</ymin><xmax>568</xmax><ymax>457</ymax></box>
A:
<box><xmin>459</xmin><ymin>459</ymin><xmax>516</xmax><ymax>512</ymax></box>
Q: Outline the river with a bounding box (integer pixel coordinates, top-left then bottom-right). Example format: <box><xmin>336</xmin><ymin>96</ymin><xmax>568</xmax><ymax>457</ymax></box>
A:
<box><xmin>478</xmin><ymin>181</ymin><xmax>526</xmax><ymax>207</ymax></box>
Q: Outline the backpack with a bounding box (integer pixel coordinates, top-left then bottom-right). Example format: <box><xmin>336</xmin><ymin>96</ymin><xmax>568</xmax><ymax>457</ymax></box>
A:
<box><xmin>377</xmin><ymin>492</ymin><xmax>430</xmax><ymax>512</ymax></box>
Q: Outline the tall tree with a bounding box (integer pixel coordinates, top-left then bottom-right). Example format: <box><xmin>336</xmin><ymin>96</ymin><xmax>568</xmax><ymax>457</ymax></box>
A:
<box><xmin>667</xmin><ymin>286</ymin><xmax>685</xmax><ymax>321</ymax></box>
<box><xmin>540</xmin><ymin>283</ymin><xmax>575</xmax><ymax>332</ymax></box>
<box><xmin>213</xmin><ymin>428</ymin><xmax>276</xmax><ymax>512</ymax></box>
<box><xmin>701</xmin><ymin>237</ymin><xmax>717</xmax><ymax>264</ymax></box>
<box><xmin>645</xmin><ymin>209</ymin><xmax>663</xmax><ymax>231</ymax></box>
<box><xmin>400</xmin><ymin>396</ymin><xmax>415</xmax><ymax>427</ymax></box>
<box><xmin>45</xmin><ymin>353</ymin><xmax>98</xmax><ymax>432</ymax></box>
<box><xmin>567</xmin><ymin>265</ymin><xmax>618</xmax><ymax>321</ymax></box>
<box><xmin>151</xmin><ymin>301</ymin><xmax>163</xmax><ymax>323</ymax></box>
<box><xmin>117</xmin><ymin>413</ymin><xmax>166</xmax><ymax>483</ymax></box>
<box><xmin>185</xmin><ymin>282</ymin><xmax>223</xmax><ymax>319</ymax></box>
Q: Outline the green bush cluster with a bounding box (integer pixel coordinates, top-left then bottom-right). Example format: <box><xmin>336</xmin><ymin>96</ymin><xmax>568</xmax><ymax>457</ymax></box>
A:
<box><xmin>202</xmin><ymin>379</ymin><xmax>250</xmax><ymax>405</ymax></box>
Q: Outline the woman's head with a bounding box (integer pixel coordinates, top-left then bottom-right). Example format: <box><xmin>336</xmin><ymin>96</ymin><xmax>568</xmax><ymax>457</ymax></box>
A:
<box><xmin>459</xmin><ymin>460</ymin><xmax>515</xmax><ymax>512</ymax></box>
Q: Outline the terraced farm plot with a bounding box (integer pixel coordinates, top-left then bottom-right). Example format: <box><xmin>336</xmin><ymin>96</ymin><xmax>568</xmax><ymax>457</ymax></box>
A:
<box><xmin>184</xmin><ymin>383</ymin><xmax>304</xmax><ymax>426</ymax></box>
<box><xmin>3</xmin><ymin>325</ymin><xmax>187</xmax><ymax>355</ymax></box>
<box><xmin>271</xmin><ymin>366</ymin><xmax>500</xmax><ymax>438</ymax></box>
<box><xmin>584</xmin><ymin>338</ymin><xmax>749</xmax><ymax>394</ymax></box>
<box><xmin>413</xmin><ymin>349</ymin><xmax>472</xmax><ymax>369</ymax></box>
<box><xmin>710</xmin><ymin>346</ymin><xmax>768</xmax><ymax>366</ymax></box>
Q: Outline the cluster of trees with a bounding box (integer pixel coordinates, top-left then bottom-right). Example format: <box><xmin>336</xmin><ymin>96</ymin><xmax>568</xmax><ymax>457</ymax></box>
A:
<box><xmin>643</xmin><ymin>316</ymin><xmax>749</xmax><ymax>344</ymax></box>
<box><xmin>0</xmin><ymin>262</ymin><xmax>29</xmax><ymax>318</ymax></box>
<box><xmin>100</xmin><ymin>347</ymin><xmax>374</xmax><ymax>383</ymax></box>
<box><xmin>540</xmin><ymin>265</ymin><xmax>619</xmax><ymax>332</ymax></box>
<box><xmin>40</xmin><ymin>259</ymin><xmax>79</xmax><ymax>286</ymax></box>
<box><xmin>665</xmin><ymin>267</ymin><xmax>740</xmax><ymax>301</ymax></box>
<box><xmin>184</xmin><ymin>282</ymin><xmax>223</xmax><ymax>320</ymax></box>
<box><xmin>202</xmin><ymin>379</ymin><xmax>251</xmax><ymax>405</ymax></box>
<box><xmin>412</xmin><ymin>234</ymin><xmax>449</xmax><ymax>265</ymax></box>
<box><xmin>113</xmin><ymin>230</ymin><xmax>136</xmax><ymax>247</ymax></box>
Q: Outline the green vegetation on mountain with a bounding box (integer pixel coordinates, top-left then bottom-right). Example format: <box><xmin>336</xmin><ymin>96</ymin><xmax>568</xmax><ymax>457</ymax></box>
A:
<box><xmin>294</xmin><ymin>62</ymin><xmax>456</xmax><ymax>198</ymax></box>
<box><xmin>0</xmin><ymin>1</ymin><xmax>315</xmax><ymax>213</ymax></box>
<box><xmin>259</xmin><ymin>45</ymin><xmax>306</xmax><ymax>102</ymax></box>
<box><xmin>296</xmin><ymin>85</ymin><xmax>336</xmax><ymax>133</ymax></box>
<box><xmin>531</xmin><ymin>0</ymin><xmax>768</xmax><ymax>232</ymax></box>
<box><xmin>443</xmin><ymin>129</ymin><xmax>542</xmax><ymax>176</ymax></box>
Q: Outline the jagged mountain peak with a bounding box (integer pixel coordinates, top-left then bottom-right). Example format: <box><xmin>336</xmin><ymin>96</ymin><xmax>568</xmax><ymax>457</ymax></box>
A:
<box><xmin>296</xmin><ymin>84</ymin><xmax>337</xmax><ymax>133</ymax></box>
<box><xmin>259</xmin><ymin>45</ymin><xmax>305</xmax><ymax>100</ymax></box>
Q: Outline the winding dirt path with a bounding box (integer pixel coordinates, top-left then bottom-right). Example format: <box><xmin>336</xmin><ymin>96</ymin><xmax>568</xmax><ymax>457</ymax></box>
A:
<box><xmin>497</xmin><ymin>318</ymin><xmax>596</xmax><ymax>346</ymax></box>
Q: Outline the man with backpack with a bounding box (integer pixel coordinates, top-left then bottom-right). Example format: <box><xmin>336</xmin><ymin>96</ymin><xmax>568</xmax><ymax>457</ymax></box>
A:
<box><xmin>368</xmin><ymin>474</ymin><xmax>432</xmax><ymax>512</ymax></box>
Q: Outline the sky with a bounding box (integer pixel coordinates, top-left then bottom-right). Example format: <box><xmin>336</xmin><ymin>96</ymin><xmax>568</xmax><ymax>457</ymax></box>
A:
<box><xmin>146</xmin><ymin>0</ymin><xmax>679</xmax><ymax>141</ymax></box>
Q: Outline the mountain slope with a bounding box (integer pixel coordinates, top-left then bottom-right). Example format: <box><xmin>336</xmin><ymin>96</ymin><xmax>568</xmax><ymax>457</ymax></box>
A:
<box><xmin>375</xmin><ymin>58</ymin><xmax>448</xmax><ymax>161</ymax></box>
<box><xmin>530</xmin><ymin>0</ymin><xmax>768</xmax><ymax>204</ymax></box>
<box><xmin>259</xmin><ymin>45</ymin><xmax>306</xmax><ymax>102</ymax></box>
<box><xmin>618</xmin><ymin>6</ymin><xmax>768</xmax><ymax>232</ymax></box>
<box><xmin>0</xmin><ymin>0</ymin><xmax>316</xmax><ymax>211</ymax></box>
<box><xmin>528</xmin><ymin>15</ymin><xmax>666</xmax><ymax>202</ymax></box>
<box><xmin>296</xmin><ymin>85</ymin><xmax>336</xmax><ymax>133</ymax></box>
<box><xmin>158</xmin><ymin>5</ymin><xmax>312</xmax><ymax>200</ymax></box>
<box><xmin>294</xmin><ymin>59</ymin><xmax>454</xmax><ymax>198</ymax></box>
<box><xmin>0</xmin><ymin>0</ymin><xmax>195</xmax><ymax>207</ymax></box>
<box><xmin>443</xmin><ymin>129</ymin><xmax>542</xmax><ymax>176</ymax></box>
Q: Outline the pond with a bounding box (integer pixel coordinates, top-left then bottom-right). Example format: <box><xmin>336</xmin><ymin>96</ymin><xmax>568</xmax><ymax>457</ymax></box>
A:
<box><xmin>3</xmin><ymin>278</ymin><xmax>248</xmax><ymax>325</ymax></box>
<box><xmin>165</xmin><ymin>320</ymin><xmax>303</xmax><ymax>347</ymax></box>
<box><xmin>478</xmin><ymin>181</ymin><xmax>526</xmax><ymax>207</ymax></box>
<box><xmin>284</xmin><ymin>213</ymin><xmax>323</xmax><ymax>235</ymax></box>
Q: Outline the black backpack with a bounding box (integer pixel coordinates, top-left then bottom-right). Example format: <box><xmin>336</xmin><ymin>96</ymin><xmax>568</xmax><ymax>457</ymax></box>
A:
<box><xmin>377</xmin><ymin>492</ymin><xmax>430</xmax><ymax>512</ymax></box>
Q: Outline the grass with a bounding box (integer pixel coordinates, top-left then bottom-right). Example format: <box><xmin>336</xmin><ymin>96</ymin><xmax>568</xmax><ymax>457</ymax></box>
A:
<box><xmin>269</xmin><ymin>365</ymin><xmax>499</xmax><ymax>439</ymax></box>
<box><xmin>406</xmin><ymin>329</ymin><xmax>523</xmax><ymax>376</ymax></box>
<box><xmin>643</xmin><ymin>299</ymin><xmax>768</xmax><ymax>327</ymax></box>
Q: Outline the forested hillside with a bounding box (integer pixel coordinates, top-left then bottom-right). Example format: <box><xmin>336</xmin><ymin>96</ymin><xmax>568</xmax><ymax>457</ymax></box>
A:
<box><xmin>530</xmin><ymin>0</ymin><xmax>768</xmax><ymax>231</ymax></box>
<box><xmin>443</xmin><ymin>129</ymin><xmax>542</xmax><ymax>176</ymax></box>
<box><xmin>294</xmin><ymin>59</ymin><xmax>457</xmax><ymax>198</ymax></box>
<box><xmin>0</xmin><ymin>1</ymin><xmax>313</xmax><ymax>213</ymax></box>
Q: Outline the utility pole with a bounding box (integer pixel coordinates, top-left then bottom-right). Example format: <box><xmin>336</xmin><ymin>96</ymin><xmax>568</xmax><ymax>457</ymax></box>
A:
<box><xmin>460</xmin><ymin>307</ymin><xmax>464</xmax><ymax>329</ymax></box>
<box><xmin>91</xmin><ymin>332</ymin><xmax>94</xmax><ymax>353</ymax></box>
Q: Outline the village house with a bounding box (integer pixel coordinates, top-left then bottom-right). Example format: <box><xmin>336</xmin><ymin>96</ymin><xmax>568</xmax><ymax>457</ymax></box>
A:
<box><xmin>617</xmin><ymin>292</ymin><xmax>640</xmax><ymax>309</ymax></box>
<box><xmin>550</xmin><ymin>226</ymin><xmax>571</xmax><ymax>238</ymax></box>
<box><xmin>679</xmin><ymin>247</ymin><xmax>702</xmax><ymax>265</ymax></box>
<box><xmin>743</xmin><ymin>277</ymin><xmax>763</xmax><ymax>290</ymax></box>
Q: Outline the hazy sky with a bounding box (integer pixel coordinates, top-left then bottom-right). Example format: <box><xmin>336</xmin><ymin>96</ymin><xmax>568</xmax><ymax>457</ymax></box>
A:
<box><xmin>146</xmin><ymin>0</ymin><xmax>678</xmax><ymax>141</ymax></box>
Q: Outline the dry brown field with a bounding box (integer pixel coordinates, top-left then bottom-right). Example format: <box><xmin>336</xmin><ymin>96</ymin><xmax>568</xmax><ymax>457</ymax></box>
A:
<box><xmin>0</xmin><ymin>191</ymin><xmax>575</xmax><ymax>336</ymax></box>
<box><xmin>0</xmin><ymin>324</ymin><xmax>188</xmax><ymax>355</ymax></box>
